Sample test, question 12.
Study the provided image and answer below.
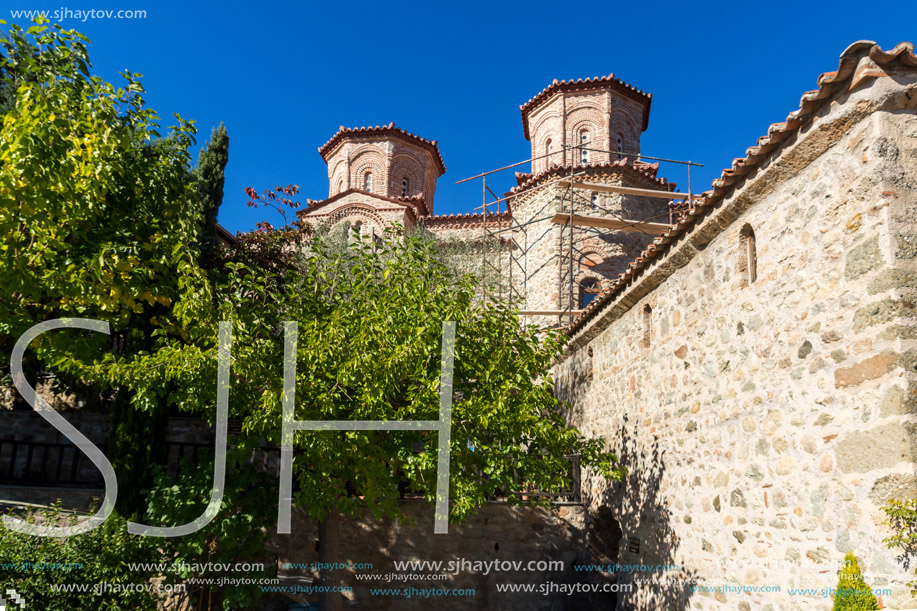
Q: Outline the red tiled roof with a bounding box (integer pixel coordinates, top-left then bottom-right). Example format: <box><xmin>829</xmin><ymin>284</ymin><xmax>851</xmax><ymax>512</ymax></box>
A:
<box><xmin>567</xmin><ymin>41</ymin><xmax>917</xmax><ymax>336</ymax></box>
<box><xmin>508</xmin><ymin>159</ymin><xmax>675</xmax><ymax>197</ymax></box>
<box><xmin>420</xmin><ymin>212</ymin><xmax>513</xmax><ymax>230</ymax></box>
<box><xmin>317</xmin><ymin>122</ymin><xmax>446</xmax><ymax>175</ymax></box>
<box><xmin>520</xmin><ymin>74</ymin><xmax>653</xmax><ymax>140</ymax></box>
<box><xmin>298</xmin><ymin>188</ymin><xmax>429</xmax><ymax>218</ymax></box>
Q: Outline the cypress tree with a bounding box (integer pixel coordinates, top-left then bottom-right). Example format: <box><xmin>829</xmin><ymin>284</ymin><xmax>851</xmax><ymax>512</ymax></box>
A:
<box><xmin>194</xmin><ymin>123</ymin><xmax>229</xmax><ymax>256</ymax></box>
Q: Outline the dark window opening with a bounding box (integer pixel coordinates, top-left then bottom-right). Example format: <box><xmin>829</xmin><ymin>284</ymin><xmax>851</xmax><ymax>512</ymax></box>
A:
<box><xmin>642</xmin><ymin>304</ymin><xmax>652</xmax><ymax>347</ymax></box>
<box><xmin>580</xmin><ymin>278</ymin><xmax>601</xmax><ymax>308</ymax></box>
<box><xmin>740</xmin><ymin>224</ymin><xmax>757</xmax><ymax>286</ymax></box>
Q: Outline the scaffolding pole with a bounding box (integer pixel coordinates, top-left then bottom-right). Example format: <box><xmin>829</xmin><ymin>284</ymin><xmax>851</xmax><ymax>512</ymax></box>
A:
<box><xmin>455</xmin><ymin>144</ymin><xmax>703</xmax><ymax>326</ymax></box>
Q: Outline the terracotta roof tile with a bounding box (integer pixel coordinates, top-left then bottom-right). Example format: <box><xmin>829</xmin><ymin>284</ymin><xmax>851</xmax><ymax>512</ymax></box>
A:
<box><xmin>298</xmin><ymin>188</ymin><xmax>429</xmax><ymax>218</ymax></box>
<box><xmin>508</xmin><ymin>159</ymin><xmax>674</xmax><ymax>196</ymax></box>
<box><xmin>317</xmin><ymin>122</ymin><xmax>446</xmax><ymax>174</ymax></box>
<box><xmin>420</xmin><ymin>212</ymin><xmax>512</xmax><ymax>230</ymax></box>
<box><xmin>520</xmin><ymin>74</ymin><xmax>653</xmax><ymax>140</ymax></box>
<box><xmin>567</xmin><ymin>41</ymin><xmax>917</xmax><ymax>336</ymax></box>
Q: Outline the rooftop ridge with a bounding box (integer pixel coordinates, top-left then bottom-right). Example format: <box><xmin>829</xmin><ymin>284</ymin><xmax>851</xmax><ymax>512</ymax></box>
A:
<box><xmin>317</xmin><ymin>122</ymin><xmax>447</xmax><ymax>174</ymax></box>
<box><xmin>508</xmin><ymin>159</ymin><xmax>674</xmax><ymax>197</ymax></box>
<box><xmin>520</xmin><ymin>73</ymin><xmax>653</xmax><ymax>139</ymax></box>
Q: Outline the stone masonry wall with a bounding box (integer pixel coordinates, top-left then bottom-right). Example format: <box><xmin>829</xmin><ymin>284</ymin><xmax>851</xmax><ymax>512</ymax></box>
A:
<box><xmin>554</xmin><ymin>73</ymin><xmax>917</xmax><ymax>610</ymax></box>
<box><xmin>269</xmin><ymin>501</ymin><xmax>592</xmax><ymax>611</ymax></box>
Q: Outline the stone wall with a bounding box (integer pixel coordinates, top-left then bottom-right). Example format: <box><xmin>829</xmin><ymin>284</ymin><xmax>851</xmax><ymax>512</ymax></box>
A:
<box><xmin>554</xmin><ymin>70</ymin><xmax>917</xmax><ymax>610</ymax></box>
<box><xmin>269</xmin><ymin>501</ymin><xmax>595</xmax><ymax>611</ymax></box>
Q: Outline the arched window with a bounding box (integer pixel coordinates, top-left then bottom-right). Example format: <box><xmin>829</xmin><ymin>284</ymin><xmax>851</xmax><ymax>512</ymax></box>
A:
<box><xmin>338</xmin><ymin>178</ymin><xmax>344</xmax><ymax>194</ymax></box>
<box><xmin>616</xmin><ymin>135</ymin><xmax>624</xmax><ymax>160</ymax></box>
<box><xmin>580</xmin><ymin>278</ymin><xmax>601</xmax><ymax>308</ymax></box>
<box><xmin>545</xmin><ymin>138</ymin><xmax>553</xmax><ymax>166</ymax></box>
<box><xmin>591</xmin><ymin>193</ymin><xmax>598</xmax><ymax>209</ymax></box>
<box><xmin>741</xmin><ymin>224</ymin><xmax>757</xmax><ymax>286</ymax></box>
<box><xmin>401</xmin><ymin>178</ymin><xmax>409</xmax><ymax>197</ymax></box>
<box><xmin>364</xmin><ymin>172</ymin><xmax>373</xmax><ymax>193</ymax></box>
<box><xmin>579</xmin><ymin>131</ymin><xmax>590</xmax><ymax>164</ymax></box>
<box><xmin>642</xmin><ymin>304</ymin><xmax>652</xmax><ymax>347</ymax></box>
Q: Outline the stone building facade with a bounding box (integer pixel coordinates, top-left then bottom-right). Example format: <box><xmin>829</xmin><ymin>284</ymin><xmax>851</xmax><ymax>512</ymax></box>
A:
<box><xmin>552</xmin><ymin>42</ymin><xmax>917</xmax><ymax>610</ymax></box>
<box><xmin>299</xmin><ymin>75</ymin><xmax>677</xmax><ymax>324</ymax></box>
<box><xmin>296</xmin><ymin>41</ymin><xmax>917</xmax><ymax>610</ymax></box>
<box><xmin>4</xmin><ymin>39</ymin><xmax>916</xmax><ymax>611</ymax></box>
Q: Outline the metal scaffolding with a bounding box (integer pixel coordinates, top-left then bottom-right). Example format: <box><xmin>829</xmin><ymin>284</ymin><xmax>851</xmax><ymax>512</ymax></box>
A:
<box><xmin>455</xmin><ymin>142</ymin><xmax>703</xmax><ymax>325</ymax></box>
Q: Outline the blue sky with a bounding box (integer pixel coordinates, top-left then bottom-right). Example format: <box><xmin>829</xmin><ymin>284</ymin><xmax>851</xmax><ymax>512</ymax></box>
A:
<box><xmin>6</xmin><ymin>0</ymin><xmax>917</xmax><ymax>233</ymax></box>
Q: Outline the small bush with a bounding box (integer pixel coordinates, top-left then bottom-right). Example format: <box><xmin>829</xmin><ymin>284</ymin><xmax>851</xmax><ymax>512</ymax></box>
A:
<box><xmin>832</xmin><ymin>551</ymin><xmax>879</xmax><ymax>611</ymax></box>
<box><xmin>0</xmin><ymin>504</ymin><xmax>163</xmax><ymax>610</ymax></box>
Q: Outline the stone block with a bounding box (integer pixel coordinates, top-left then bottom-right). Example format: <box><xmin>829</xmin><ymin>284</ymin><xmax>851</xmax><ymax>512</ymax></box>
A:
<box><xmin>844</xmin><ymin>235</ymin><xmax>883</xmax><ymax>280</ymax></box>
<box><xmin>835</xmin><ymin>423</ymin><xmax>917</xmax><ymax>473</ymax></box>
<box><xmin>834</xmin><ymin>351</ymin><xmax>898</xmax><ymax>387</ymax></box>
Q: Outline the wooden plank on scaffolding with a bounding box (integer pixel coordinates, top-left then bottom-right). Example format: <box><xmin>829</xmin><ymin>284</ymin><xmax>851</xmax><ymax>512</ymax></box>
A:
<box><xmin>550</xmin><ymin>213</ymin><xmax>670</xmax><ymax>236</ymax></box>
<box><xmin>556</xmin><ymin>179</ymin><xmax>701</xmax><ymax>200</ymax></box>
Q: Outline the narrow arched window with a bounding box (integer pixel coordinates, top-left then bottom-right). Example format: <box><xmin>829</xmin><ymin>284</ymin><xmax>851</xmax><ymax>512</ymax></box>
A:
<box><xmin>741</xmin><ymin>224</ymin><xmax>757</xmax><ymax>286</ymax></box>
<box><xmin>580</xmin><ymin>278</ymin><xmax>601</xmax><ymax>308</ymax></box>
<box><xmin>591</xmin><ymin>193</ymin><xmax>598</xmax><ymax>209</ymax></box>
<box><xmin>364</xmin><ymin>172</ymin><xmax>373</xmax><ymax>193</ymax></box>
<box><xmin>616</xmin><ymin>135</ymin><xmax>624</xmax><ymax>160</ymax></box>
<box><xmin>401</xmin><ymin>178</ymin><xmax>409</xmax><ymax>197</ymax></box>
<box><xmin>580</xmin><ymin>131</ymin><xmax>590</xmax><ymax>164</ymax></box>
<box><xmin>338</xmin><ymin>178</ymin><xmax>344</xmax><ymax>194</ymax></box>
<box><xmin>545</xmin><ymin>138</ymin><xmax>553</xmax><ymax>166</ymax></box>
<box><xmin>642</xmin><ymin>304</ymin><xmax>652</xmax><ymax>347</ymax></box>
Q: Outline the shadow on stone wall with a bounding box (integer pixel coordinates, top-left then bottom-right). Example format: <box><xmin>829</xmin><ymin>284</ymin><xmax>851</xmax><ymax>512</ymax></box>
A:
<box><xmin>268</xmin><ymin>500</ymin><xmax>597</xmax><ymax>611</ymax></box>
<box><xmin>587</xmin><ymin>422</ymin><xmax>697</xmax><ymax>611</ymax></box>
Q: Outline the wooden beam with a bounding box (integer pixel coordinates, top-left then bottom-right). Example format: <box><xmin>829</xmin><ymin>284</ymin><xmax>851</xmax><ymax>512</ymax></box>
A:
<box><xmin>518</xmin><ymin>310</ymin><xmax>583</xmax><ymax>316</ymax></box>
<box><xmin>557</xmin><ymin>179</ymin><xmax>701</xmax><ymax>200</ymax></box>
<box><xmin>550</xmin><ymin>212</ymin><xmax>671</xmax><ymax>236</ymax></box>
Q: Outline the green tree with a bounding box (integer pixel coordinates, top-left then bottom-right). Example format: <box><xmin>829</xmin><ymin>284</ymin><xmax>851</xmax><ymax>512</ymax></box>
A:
<box><xmin>117</xmin><ymin>212</ymin><xmax>620</xmax><ymax>609</ymax></box>
<box><xmin>194</xmin><ymin>122</ymin><xmax>229</xmax><ymax>260</ymax></box>
<box><xmin>833</xmin><ymin>551</ymin><xmax>879</xmax><ymax>611</ymax></box>
<box><xmin>884</xmin><ymin>497</ymin><xmax>917</xmax><ymax>599</ymax></box>
<box><xmin>0</xmin><ymin>506</ymin><xmax>162</xmax><ymax>610</ymax></box>
<box><xmin>141</xmin><ymin>452</ymin><xmax>278</xmax><ymax>609</ymax></box>
<box><xmin>0</xmin><ymin>19</ymin><xmax>212</xmax><ymax>517</ymax></box>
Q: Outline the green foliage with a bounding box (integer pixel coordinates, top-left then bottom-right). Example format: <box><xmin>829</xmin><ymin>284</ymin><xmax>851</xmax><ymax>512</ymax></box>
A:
<box><xmin>832</xmin><ymin>551</ymin><xmax>879</xmax><ymax>611</ymax></box>
<box><xmin>884</xmin><ymin>497</ymin><xmax>917</xmax><ymax>598</ymax></box>
<box><xmin>194</xmin><ymin>122</ymin><xmax>229</xmax><ymax>258</ymax></box>
<box><xmin>0</xmin><ymin>20</ymin><xmax>206</xmax><ymax>348</ymax></box>
<box><xmin>112</xmin><ymin>222</ymin><xmax>620</xmax><ymax>529</ymax></box>
<box><xmin>0</xmin><ymin>505</ymin><xmax>163</xmax><ymax>610</ymax></box>
<box><xmin>143</xmin><ymin>452</ymin><xmax>278</xmax><ymax>609</ymax></box>
<box><xmin>0</xmin><ymin>19</ymin><xmax>213</xmax><ymax>515</ymax></box>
